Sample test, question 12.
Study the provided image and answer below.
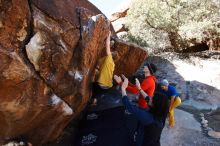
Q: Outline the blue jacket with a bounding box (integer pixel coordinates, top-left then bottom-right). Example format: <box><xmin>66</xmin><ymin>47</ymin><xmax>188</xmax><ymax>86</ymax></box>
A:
<box><xmin>160</xmin><ymin>85</ymin><xmax>178</xmax><ymax>99</ymax></box>
<box><xmin>122</xmin><ymin>96</ymin><xmax>165</xmax><ymax>146</ymax></box>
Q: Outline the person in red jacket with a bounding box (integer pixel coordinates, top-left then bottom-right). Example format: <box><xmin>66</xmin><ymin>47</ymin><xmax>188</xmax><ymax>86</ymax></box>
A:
<box><xmin>114</xmin><ymin>63</ymin><xmax>157</xmax><ymax>109</ymax></box>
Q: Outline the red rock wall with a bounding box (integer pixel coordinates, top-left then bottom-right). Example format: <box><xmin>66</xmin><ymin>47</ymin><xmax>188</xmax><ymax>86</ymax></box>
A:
<box><xmin>112</xmin><ymin>38</ymin><xmax>147</xmax><ymax>76</ymax></box>
<box><xmin>208</xmin><ymin>38</ymin><xmax>220</xmax><ymax>51</ymax></box>
<box><xmin>0</xmin><ymin>0</ymin><xmax>147</xmax><ymax>145</ymax></box>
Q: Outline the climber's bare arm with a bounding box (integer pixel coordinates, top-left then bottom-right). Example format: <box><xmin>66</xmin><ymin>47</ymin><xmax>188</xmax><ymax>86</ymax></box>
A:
<box><xmin>106</xmin><ymin>31</ymin><xmax>111</xmax><ymax>55</ymax></box>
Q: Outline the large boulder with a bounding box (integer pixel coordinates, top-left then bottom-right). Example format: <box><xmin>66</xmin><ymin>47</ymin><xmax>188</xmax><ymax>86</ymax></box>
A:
<box><xmin>0</xmin><ymin>0</ymin><xmax>147</xmax><ymax>145</ymax></box>
<box><xmin>112</xmin><ymin>38</ymin><xmax>147</xmax><ymax>77</ymax></box>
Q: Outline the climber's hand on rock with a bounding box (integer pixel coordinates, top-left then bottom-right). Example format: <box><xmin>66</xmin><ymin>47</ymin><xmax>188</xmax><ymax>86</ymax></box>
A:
<box><xmin>106</xmin><ymin>31</ymin><xmax>111</xmax><ymax>55</ymax></box>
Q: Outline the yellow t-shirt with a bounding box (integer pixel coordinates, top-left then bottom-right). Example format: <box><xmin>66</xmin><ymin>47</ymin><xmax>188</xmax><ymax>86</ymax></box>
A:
<box><xmin>97</xmin><ymin>54</ymin><xmax>115</xmax><ymax>87</ymax></box>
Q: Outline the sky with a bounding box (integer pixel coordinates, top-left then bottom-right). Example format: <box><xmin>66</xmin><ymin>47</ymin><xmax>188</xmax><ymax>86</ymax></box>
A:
<box><xmin>88</xmin><ymin>0</ymin><xmax>127</xmax><ymax>18</ymax></box>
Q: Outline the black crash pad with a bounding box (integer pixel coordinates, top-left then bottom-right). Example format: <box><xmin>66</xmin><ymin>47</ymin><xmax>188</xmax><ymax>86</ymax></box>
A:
<box><xmin>75</xmin><ymin>106</ymin><xmax>138</xmax><ymax>146</ymax></box>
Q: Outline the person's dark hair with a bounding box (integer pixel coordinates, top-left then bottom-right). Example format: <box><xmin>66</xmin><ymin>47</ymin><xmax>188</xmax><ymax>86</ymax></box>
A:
<box><xmin>151</xmin><ymin>92</ymin><xmax>169</xmax><ymax>120</ymax></box>
<box><xmin>145</xmin><ymin>63</ymin><xmax>157</xmax><ymax>75</ymax></box>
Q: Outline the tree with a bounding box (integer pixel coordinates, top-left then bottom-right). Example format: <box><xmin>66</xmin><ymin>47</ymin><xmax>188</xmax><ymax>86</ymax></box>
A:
<box><xmin>124</xmin><ymin>0</ymin><xmax>220</xmax><ymax>51</ymax></box>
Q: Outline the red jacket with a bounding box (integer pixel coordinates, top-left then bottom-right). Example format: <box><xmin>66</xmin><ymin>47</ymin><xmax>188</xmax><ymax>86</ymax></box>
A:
<box><xmin>126</xmin><ymin>76</ymin><xmax>156</xmax><ymax>109</ymax></box>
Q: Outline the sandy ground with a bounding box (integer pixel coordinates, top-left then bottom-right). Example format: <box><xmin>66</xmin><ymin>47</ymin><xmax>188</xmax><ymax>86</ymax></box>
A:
<box><xmin>161</xmin><ymin>109</ymin><xmax>220</xmax><ymax>146</ymax></box>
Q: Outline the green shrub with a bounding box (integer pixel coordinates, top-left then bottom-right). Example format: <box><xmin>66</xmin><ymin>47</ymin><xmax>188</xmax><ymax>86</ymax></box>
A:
<box><xmin>125</xmin><ymin>0</ymin><xmax>220</xmax><ymax>51</ymax></box>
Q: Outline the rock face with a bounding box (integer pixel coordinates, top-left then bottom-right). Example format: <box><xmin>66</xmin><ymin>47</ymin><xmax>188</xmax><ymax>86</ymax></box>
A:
<box><xmin>207</xmin><ymin>38</ymin><xmax>220</xmax><ymax>51</ymax></box>
<box><xmin>182</xmin><ymin>38</ymin><xmax>220</xmax><ymax>53</ymax></box>
<box><xmin>112</xmin><ymin>38</ymin><xmax>147</xmax><ymax>77</ymax></box>
<box><xmin>0</xmin><ymin>0</ymin><xmax>147</xmax><ymax>145</ymax></box>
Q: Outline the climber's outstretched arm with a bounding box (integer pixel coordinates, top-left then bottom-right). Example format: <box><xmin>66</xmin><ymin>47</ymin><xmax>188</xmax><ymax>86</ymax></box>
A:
<box><xmin>106</xmin><ymin>31</ymin><xmax>111</xmax><ymax>55</ymax></box>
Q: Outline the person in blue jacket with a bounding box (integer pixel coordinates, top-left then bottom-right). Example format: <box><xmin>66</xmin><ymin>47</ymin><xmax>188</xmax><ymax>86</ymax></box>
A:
<box><xmin>121</xmin><ymin>78</ymin><xmax>170</xmax><ymax>146</ymax></box>
<box><xmin>160</xmin><ymin>79</ymin><xmax>181</xmax><ymax>128</ymax></box>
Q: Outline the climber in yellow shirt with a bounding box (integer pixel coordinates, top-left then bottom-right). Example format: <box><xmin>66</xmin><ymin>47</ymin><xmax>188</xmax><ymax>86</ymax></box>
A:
<box><xmin>91</xmin><ymin>31</ymin><xmax>115</xmax><ymax>105</ymax></box>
